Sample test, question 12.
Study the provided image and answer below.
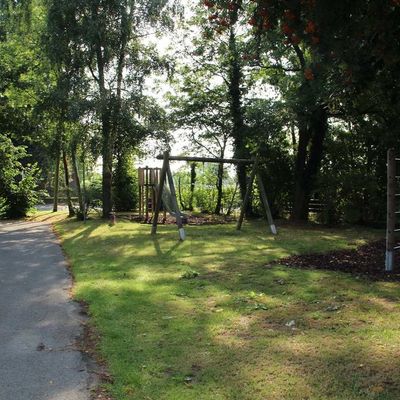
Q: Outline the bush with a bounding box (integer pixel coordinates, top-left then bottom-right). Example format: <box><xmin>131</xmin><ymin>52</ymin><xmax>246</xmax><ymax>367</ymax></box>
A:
<box><xmin>85</xmin><ymin>173</ymin><xmax>102</xmax><ymax>209</ymax></box>
<box><xmin>0</xmin><ymin>197</ymin><xmax>8</xmax><ymax>219</ymax></box>
<box><xmin>0</xmin><ymin>134</ymin><xmax>42</xmax><ymax>219</ymax></box>
<box><xmin>113</xmin><ymin>154</ymin><xmax>138</xmax><ymax>212</ymax></box>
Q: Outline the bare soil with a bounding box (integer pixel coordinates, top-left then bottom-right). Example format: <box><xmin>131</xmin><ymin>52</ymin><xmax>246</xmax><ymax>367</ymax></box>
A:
<box><xmin>275</xmin><ymin>239</ymin><xmax>400</xmax><ymax>281</ymax></box>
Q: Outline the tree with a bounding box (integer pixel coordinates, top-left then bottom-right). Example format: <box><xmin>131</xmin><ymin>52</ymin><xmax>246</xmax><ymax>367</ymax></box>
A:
<box><xmin>171</xmin><ymin>4</ymin><xmax>256</xmax><ymax>214</ymax></box>
<box><xmin>45</xmin><ymin>0</ymin><xmax>177</xmax><ymax>218</ymax></box>
<box><xmin>0</xmin><ymin>134</ymin><xmax>42</xmax><ymax>218</ymax></box>
<box><xmin>203</xmin><ymin>0</ymin><xmax>400</xmax><ymax>221</ymax></box>
<box><xmin>170</xmin><ymin>75</ymin><xmax>232</xmax><ymax>214</ymax></box>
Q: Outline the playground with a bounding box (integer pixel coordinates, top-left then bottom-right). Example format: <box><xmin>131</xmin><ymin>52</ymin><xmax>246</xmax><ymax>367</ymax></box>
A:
<box><xmin>50</xmin><ymin>216</ymin><xmax>400</xmax><ymax>400</ymax></box>
<box><xmin>3</xmin><ymin>1</ymin><xmax>400</xmax><ymax>398</ymax></box>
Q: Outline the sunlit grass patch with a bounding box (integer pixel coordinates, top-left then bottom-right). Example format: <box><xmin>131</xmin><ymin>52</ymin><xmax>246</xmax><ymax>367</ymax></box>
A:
<box><xmin>55</xmin><ymin>219</ymin><xmax>400</xmax><ymax>400</ymax></box>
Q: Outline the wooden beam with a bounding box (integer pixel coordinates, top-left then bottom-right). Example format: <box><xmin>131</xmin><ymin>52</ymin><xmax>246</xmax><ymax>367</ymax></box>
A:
<box><xmin>156</xmin><ymin>155</ymin><xmax>253</xmax><ymax>165</ymax></box>
<box><xmin>151</xmin><ymin>152</ymin><xmax>169</xmax><ymax>235</ymax></box>
<box><xmin>257</xmin><ymin>173</ymin><xmax>277</xmax><ymax>235</ymax></box>
<box><xmin>237</xmin><ymin>158</ymin><xmax>258</xmax><ymax>231</ymax></box>
<box><xmin>386</xmin><ymin>148</ymin><xmax>396</xmax><ymax>271</ymax></box>
<box><xmin>166</xmin><ymin>165</ymin><xmax>186</xmax><ymax>241</ymax></box>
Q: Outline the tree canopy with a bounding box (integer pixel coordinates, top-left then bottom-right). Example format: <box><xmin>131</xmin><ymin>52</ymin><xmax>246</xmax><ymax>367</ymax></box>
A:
<box><xmin>0</xmin><ymin>0</ymin><xmax>398</xmax><ymax>224</ymax></box>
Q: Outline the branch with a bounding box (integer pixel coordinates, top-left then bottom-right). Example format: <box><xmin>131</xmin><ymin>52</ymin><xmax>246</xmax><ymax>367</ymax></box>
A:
<box><xmin>252</xmin><ymin>61</ymin><xmax>301</xmax><ymax>73</ymax></box>
<box><xmin>190</xmin><ymin>130</ymin><xmax>219</xmax><ymax>158</ymax></box>
<box><xmin>292</xmin><ymin>44</ymin><xmax>306</xmax><ymax>69</ymax></box>
<box><xmin>88</xmin><ymin>63</ymin><xmax>99</xmax><ymax>84</ymax></box>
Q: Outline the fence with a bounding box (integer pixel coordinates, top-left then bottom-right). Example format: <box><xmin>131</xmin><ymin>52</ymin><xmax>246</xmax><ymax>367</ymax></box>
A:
<box><xmin>385</xmin><ymin>148</ymin><xmax>400</xmax><ymax>271</ymax></box>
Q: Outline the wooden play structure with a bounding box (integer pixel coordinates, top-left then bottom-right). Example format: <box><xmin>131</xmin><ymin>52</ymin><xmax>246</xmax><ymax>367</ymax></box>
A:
<box><xmin>150</xmin><ymin>151</ymin><xmax>277</xmax><ymax>241</ymax></box>
<box><xmin>138</xmin><ymin>167</ymin><xmax>166</xmax><ymax>222</ymax></box>
<box><xmin>386</xmin><ymin>148</ymin><xmax>400</xmax><ymax>271</ymax></box>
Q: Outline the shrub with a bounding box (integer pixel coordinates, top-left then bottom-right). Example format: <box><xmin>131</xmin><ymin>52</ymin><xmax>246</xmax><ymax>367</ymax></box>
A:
<box><xmin>113</xmin><ymin>154</ymin><xmax>138</xmax><ymax>212</ymax></box>
<box><xmin>0</xmin><ymin>134</ymin><xmax>42</xmax><ymax>219</ymax></box>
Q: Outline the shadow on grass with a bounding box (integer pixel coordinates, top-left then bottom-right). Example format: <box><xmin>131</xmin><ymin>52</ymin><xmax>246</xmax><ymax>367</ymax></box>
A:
<box><xmin>56</xmin><ymin>219</ymin><xmax>398</xmax><ymax>399</ymax></box>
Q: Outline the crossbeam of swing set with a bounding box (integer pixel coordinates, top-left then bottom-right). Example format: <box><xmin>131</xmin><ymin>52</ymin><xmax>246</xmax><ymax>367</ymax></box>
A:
<box><xmin>156</xmin><ymin>154</ymin><xmax>254</xmax><ymax>164</ymax></box>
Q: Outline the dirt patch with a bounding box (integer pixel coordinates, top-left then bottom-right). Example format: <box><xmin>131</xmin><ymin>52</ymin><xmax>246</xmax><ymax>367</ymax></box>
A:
<box><xmin>77</xmin><ymin>301</ymin><xmax>114</xmax><ymax>400</ymax></box>
<box><xmin>274</xmin><ymin>239</ymin><xmax>400</xmax><ymax>281</ymax></box>
<box><xmin>121</xmin><ymin>213</ymin><xmax>237</xmax><ymax>225</ymax></box>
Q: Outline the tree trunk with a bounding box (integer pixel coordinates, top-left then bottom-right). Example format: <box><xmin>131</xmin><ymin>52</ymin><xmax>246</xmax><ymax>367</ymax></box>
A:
<box><xmin>189</xmin><ymin>162</ymin><xmax>196</xmax><ymax>211</ymax></box>
<box><xmin>52</xmin><ymin>119</ymin><xmax>63</xmax><ymax>213</ymax></box>
<box><xmin>178</xmin><ymin>176</ymin><xmax>186</xmax><ymax>210</ymax></box>
<box><xmin>71</xmin><ymin>143</ymin><xmax>84</xmax><ymax>215</ymax></box>
<box><xmin>52</xmin><ymin>151</ymin><xmax>60</xmax><ymax>213</ymax></box>
<box><xmin>227</xmin><ymin>27</ymin><xmax>251</xmax><ymax>215</ymax></box>
<box><xmin>102</xmin><ymin>125</ymin><xmax>113</xmax><ymax>218</ymax></box>
<box><xmin>62</xmin><ymin>149</ymin><xmax>75</xmax><ymax>217</ymax></box>
<box><xmin>226</xmin><ymin>182</ymin><xmax>239</xmax><ymax>216</ymax></box>
<box><xmin>214</xmin><ymin>163</ymin><xmax>224</xmax><ymax>215</ymax></box>
<box><xmin>91</xmin><ymin>3</ymin><xmax>114</xmax><ymax>219</ymax></box>
<box><xmin>291</xmin><ymin>105</ymin><xmax>328</xmax><ymax>221</ymax></box>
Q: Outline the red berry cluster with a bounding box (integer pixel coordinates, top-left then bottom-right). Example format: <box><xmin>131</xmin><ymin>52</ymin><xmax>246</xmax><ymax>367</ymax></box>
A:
<box><xmin>203</xmin><ymin>1</ymin><xmax>240</xmax><ymax>33</ymax></box>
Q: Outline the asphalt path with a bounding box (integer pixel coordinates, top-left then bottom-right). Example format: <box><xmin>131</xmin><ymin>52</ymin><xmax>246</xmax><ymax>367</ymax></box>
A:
<box><xmin>0</xmin><ymin>221</ymin><xmax>94</xmax><ymax>400</ymax></box>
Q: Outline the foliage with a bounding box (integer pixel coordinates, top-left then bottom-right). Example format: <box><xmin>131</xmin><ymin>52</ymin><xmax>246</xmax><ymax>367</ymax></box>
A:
<box><xmin>245</xmin><ymin>99</ymin><xmax>294</xmax><ymax>217</ymax></box>
<box><xmin>85</xmin><ymin>173</ymin><xmax>103</xmax><ymax>210</ymax></box>
<box><xmin>113</xmin><ymin>153</ymin><xmax>138</xmax><ymax>212</ymax></box>
<box><xmin>201</xmin><ymin>0</ymin><xmax>400</xmax><ymax>222</ymax></box>
<box><xmin>174</xmin><ymin>163</ymin><xmax>238</xmax><ymax>214</ymax></box>
<box><xmin>0</xmin><ymin>134</ymin><xmax>42</xmax><ymax>218</ymax></box>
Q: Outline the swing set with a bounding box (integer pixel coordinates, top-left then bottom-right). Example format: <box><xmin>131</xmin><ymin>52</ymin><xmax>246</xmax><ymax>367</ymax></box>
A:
<box><xmin>150</xmin><ymin>151</ymin><xmax>277</xmax><ymax>241</ymax></box>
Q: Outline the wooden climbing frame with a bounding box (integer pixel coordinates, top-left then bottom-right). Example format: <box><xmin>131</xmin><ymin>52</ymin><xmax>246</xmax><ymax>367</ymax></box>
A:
<box><xmin>138</xmin><ymin>166</ymin><xmax>166</xmax><ymax>222</ymax></box>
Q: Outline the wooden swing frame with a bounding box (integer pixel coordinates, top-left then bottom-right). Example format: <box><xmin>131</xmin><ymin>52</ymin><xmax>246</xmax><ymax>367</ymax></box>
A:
<box><xmin>151</xmin><ymin>151</ymin><xmax>277</xmax><ymax>241</ymax></box>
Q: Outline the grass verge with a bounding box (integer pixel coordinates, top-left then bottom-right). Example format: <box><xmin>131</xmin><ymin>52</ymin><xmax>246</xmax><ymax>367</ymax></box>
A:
<box><xmin>55</xmin><ymin>219</ymin><xmax>400</xmax><ymax>400</ymax></box>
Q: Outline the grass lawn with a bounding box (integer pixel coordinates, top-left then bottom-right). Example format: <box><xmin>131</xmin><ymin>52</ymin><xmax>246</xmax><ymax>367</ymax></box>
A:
<box><xmin>55</xmin><ymin>219</ymin><xmax>400</xmax><ymax>400</ymax></box>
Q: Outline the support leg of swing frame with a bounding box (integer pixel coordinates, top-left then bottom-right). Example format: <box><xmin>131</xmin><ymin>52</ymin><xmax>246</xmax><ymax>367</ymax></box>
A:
<box><xmin>256</xmin><ymin>173</ymin><xmax>277</xmax><ymax>235</ymax></box>
<box><xmin>237</xmin><ymin>158</ymin><xmax>258</xmax><ymax>231</ymax></box>
<box><xmin>151</xmin><ymin>152</ymin><xmax>169</xmax><ymax>235</ymax></box>
<box><xmin>166</xmin><ymin>165</ymin><xmax>186</xmax><ymax>241</ymax></box>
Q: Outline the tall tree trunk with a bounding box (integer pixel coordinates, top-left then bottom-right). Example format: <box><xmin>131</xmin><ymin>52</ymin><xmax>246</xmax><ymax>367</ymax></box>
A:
<box><xmin>227</xmin><ymin>27</ymin><xmax>251</xmax><ymax>215</ymax></box>
<box><xmin>91</xmin><ymin>3</ymin><xmax>113</xmax><ymax>219</ymax></box>
<box><xmin>291</xmin><ymin>105</ymin><xmax>328</xmax><ymax>221</ymax></box>
<box><xmin>189</xmin><ymin>162</ymin><xmax>196</xmax><ymax>211</ymax></box>
<box><xmin>53</xmin><ymin>150</ymin><xmax>60</xmax><ymax>212</ymax></box>
<box><xmin>178</xmin><ymin>176</ymin><xmax>186</xmax><ymax>210</ymax></box>
<box><xmin>96</xmin><ymin>37</ymin><xmax>113</xmax><ymax>217</ymax></box>
<box><xmin>226</xmin><ymin>182</ymin><xmax>239</xmax><ymax>216</ymax></box>
<box><xmin>102</xmin><ymin>122</ymin><xmax>113</xmax><ymax>218</ymax></box>
<box><xmin>52</xmin><ymin>119</ymin><xmax>63</xmax><ymax>213</ymax></box>
<box><xmin>71</xmin><ymin>143</ymin><xmax>84</xmax><ymax>215</ymax></box>
<box><xmin>62</xmin><ymin>149</ymin><xmax>75</xmax><ymax>217</ymax></box>
<box><xmin>214</xmin><ymin>163</ymin><xmax>224</xmax><ymax>215</ymax></box>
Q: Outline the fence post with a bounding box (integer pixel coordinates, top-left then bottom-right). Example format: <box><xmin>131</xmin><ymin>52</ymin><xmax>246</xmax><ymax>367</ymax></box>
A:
<box><xmin>386</xmin><ymin>148</ymin><xmax>396</xmax><ymax>272</ymax></box>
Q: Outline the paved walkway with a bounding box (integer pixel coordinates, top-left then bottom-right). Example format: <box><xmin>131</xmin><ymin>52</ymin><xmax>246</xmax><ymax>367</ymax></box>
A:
<box><xmin>0</xmin><ymin>221</ymin><xmax>94</xmax><ymax>400</ymax></box>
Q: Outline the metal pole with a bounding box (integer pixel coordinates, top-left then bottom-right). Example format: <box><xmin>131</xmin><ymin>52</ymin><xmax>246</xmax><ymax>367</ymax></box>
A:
<box><xmin>386</xmin><ymin>148</ymin><xmax>396</xmax><ymax>272</ymax></box>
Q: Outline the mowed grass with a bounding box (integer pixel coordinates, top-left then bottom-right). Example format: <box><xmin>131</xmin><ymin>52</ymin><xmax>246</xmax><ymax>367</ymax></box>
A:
<box><xmin>55</xmin><ymin>219</ymin><xmax>400</xmax><ymax>400</ymax></box>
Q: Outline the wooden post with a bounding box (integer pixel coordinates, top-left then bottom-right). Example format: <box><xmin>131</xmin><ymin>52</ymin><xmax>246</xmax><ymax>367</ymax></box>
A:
<box><xmin>166</xmin><ymin>165</ymin><xmax>186</xmax><ymax>241</ymax></box>
<box><xmin>237</xmin><ymin>158</ymin><xmax>258</xmax><ymax>231</ymax></box>
<box><xmin>386</xmin><ymin>148</ymin><xmax>396</xmax><ymax>272</ymax></box>
<box><xmin>138</xmin><ymin>175</ymin><xmax>142</xmax><ymax>219</ymax></box>
<box><xmin>257</xmin><ymin>173</ymin><xmax>277</xmax><ymax>235</ymax></box>
<box><xmin>151</xmin><ymin>152</ymin><xmax>169</xmax><ymax>235</ymax></box>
